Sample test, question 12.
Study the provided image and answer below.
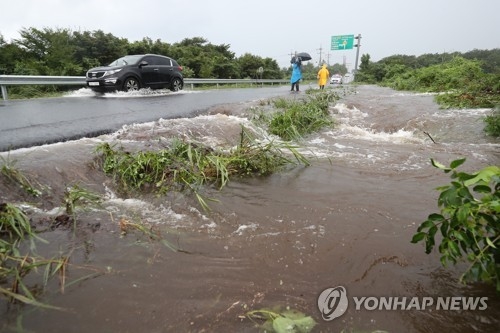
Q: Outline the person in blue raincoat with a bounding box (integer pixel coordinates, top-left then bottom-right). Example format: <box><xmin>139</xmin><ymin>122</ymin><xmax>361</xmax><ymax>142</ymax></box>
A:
<box><xmin>290</xmin><ymin>56</ymin><xmax>302</xmax><ymax>92</ymax></box>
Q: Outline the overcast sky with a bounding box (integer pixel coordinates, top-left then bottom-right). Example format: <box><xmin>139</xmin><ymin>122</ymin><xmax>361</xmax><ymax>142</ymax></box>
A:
<box><xmin>1</xmin><ymin>0</ymin><xmax>499</xmax><ymax>70</ymax></box>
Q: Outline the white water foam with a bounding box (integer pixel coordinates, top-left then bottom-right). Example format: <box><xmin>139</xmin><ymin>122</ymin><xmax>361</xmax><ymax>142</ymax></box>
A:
<box><xmin>431</xmin><ymin>108</ymin><xmax>494</xmax><ymax>118</ymax></box>
<box><xmin>64</xmin><ymin>87</ymin><xmax>200</xmax><ymax>98</ymax></box>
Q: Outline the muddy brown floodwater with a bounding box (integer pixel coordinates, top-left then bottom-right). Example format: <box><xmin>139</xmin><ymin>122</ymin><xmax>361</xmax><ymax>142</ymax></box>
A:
<box><xmin>1</xmin><ymin>85</ymin><xmax>499</xmax><ymax>333</ymax></box>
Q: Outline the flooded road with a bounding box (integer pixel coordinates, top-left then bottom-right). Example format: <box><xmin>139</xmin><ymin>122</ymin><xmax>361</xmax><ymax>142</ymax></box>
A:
<box><xmin>1</xmin><ymin>85</ymin><xmax>499</xmax><ymax>332</ymax></box>
<box><xmin>0</xmin><ymin>87</ymin><xmax>290</xmax><ymax>152</ymax></box>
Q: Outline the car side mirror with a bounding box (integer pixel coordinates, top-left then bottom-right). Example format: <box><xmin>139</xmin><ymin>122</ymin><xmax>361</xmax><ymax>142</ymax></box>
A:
<box><xmin>139</xmin><ymin>60</ymin><xmax>149</xmax><ymax>67</ymax></box>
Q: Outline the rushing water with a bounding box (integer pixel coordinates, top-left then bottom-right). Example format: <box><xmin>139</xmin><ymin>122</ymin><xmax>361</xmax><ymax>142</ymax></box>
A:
<box><xmin>0</xmin><ymin>85</ymin><xmax>499</xmax><ymax>333</ymax></box>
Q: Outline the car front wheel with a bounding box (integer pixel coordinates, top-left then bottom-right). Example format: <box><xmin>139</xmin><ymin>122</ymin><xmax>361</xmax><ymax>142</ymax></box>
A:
<box><xmin>170</xmin><ymin>78</ymin><xmax>183</xmax><ymax>92</ymax></box>
<box><xmin>123</xmin><ymin>77</ymin><xmax>140</xmax><ymax>92</ymax></box>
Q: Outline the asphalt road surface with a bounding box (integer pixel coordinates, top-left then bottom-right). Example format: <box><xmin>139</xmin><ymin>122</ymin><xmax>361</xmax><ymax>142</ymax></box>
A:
<box><xmin>0</xmin><ymin>87</ymin><xmax>290</xmax><ymax>151</ymax></box>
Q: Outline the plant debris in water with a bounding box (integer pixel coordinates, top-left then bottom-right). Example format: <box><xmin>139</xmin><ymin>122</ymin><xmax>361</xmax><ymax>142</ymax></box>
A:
<box><xmin>246</xmin><ymin>307</ymin><xmax>317</xmax><ymax>333</ymax></box>
<box><xmin>1</xmin><ymin>155</ymin><xmax>42</xmax><ymax>197</ymax></box>
<box><xmin>95</xmin><ymin>126</ymin><xmax>309</xmax><ymax>210</ymax></box>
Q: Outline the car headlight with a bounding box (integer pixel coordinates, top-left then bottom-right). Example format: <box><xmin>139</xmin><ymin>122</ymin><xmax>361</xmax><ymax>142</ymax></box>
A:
<box><xmin>103</xmin><ymin>68</ymin><xmax>122</xmax><ymax>77</ymax></box>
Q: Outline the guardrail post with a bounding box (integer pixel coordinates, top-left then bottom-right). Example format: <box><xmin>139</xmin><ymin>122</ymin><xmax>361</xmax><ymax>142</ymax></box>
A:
<box><xmin>1</xmin><ymin>85</ymin><xmax>8</xmax><ymax>101</ymax></box>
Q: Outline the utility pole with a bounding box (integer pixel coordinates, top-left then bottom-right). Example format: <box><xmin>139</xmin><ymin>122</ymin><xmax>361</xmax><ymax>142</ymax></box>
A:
<box><xmin>317</xmin><ymin>45</ymin><xmax>323</xmax><ymax>66</ymax></box>
<box><xmin>354</xmin><ymin>34</ymin><xmax>362</xmax><ymax>74</ymax></box>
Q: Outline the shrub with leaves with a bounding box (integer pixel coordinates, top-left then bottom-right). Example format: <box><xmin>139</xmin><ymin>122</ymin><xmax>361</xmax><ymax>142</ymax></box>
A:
<box><xmin>484</xmin><ymin>107</ymin><xmax>500</xmax><ymax>137</ymax></box>
<box><xmin>411</xmin><ymin>158</ymin><xmax>500</xmax><ymax>290</ymax></box>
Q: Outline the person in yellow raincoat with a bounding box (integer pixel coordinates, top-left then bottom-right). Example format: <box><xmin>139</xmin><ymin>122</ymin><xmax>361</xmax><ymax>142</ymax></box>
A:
<box><xmin>317</xmin><ymin>64</ymin><xmax>330</xmax><ymax>90</ymax></box>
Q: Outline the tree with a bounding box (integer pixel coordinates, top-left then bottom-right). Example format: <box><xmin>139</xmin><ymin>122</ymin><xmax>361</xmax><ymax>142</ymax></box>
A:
<box><xmin>359</xmin><ymin>53</ymin><xmax>371</xmax><ymax>71</ymax></box>
<box><xmin>329</xmin><ymin>63</ymin><xmax>348</xmax><ymax>76</ymax></box>
<box><xmin>169</xmin><ymin>37</ymin><xmax>238</xmax><ymax>78</ymax></box>
<box><xmin>237</xmin><ymin>53</ymin><xmax>265</xmax><ymax>79</ymax></box>
<box><xmin>72</xmin><ymin>30</ymin><xmax>128</xmax><ymax>69</ymax></box>
<box><xmin>15</xmin><ymin>27</ymin><xmax>81</xmax><ymax>75</ymax></box>
<box><xmin>355</xmin><ymin>54</ymin><xmax>378</xmax><ymax>83</ymax></box>
<box><xmin>0</xmin><ymin>38</ymin><xmax>27</xmax><ymax>74</ymax></box>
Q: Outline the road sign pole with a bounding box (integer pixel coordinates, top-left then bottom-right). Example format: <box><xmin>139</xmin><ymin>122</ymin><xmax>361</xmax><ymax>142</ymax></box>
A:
<box><xmin>354</xmin><ymin>34</ymin><xmax>362</xmax><ymax>74</ymax></box>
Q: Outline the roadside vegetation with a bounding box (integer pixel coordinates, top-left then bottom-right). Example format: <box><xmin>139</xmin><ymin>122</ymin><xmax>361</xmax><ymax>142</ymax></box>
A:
<box><xmin>411</xmin><ymin>159</ymin><xmax>500</xmax><ymax>291</ymax></box>
<box><xmin>355</xmin><ymin>50</ymin><xmax>500</xmax><ymax>136</ymax></box>
<box><xmin>484</xmin><ymin>107</ymin><xmax>500</xmax><ymax>137</ymax></box>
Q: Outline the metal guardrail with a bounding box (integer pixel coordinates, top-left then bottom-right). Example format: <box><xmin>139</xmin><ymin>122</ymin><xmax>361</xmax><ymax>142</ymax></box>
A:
<box><xmin>0</xmin><ymin>75</ymin><xmax>288</xmax><ymax>100</ymax></box>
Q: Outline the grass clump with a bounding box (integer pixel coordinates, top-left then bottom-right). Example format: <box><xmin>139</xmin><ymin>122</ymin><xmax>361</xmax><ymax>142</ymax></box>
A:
<box><xmin>64</xmin><ymin>184</ymin><xmax>102</xmax><ymax>217</ymax></box>
<box><xmin>1</xmin><ymin>155</ymin><xmax>42</xmax><ymax>197</ymax></box>
<box><xmin>0</xmin><ymin>203</ymin><xmax>66</xmax><ymax>309</ymax></box>
<box><xmin>268</xmin><ymin>90</ymin><xmax>338</xmax><ymax>141</ymax></box>
<box><xmin>0</xmin><ymin>203</ymin><xmax>35</xmax><ymax>249</ymax></box>
<box><xmin>95</xmin><ymin>126</ymin><xmax>309</xmax><ymax>210</ymax></box>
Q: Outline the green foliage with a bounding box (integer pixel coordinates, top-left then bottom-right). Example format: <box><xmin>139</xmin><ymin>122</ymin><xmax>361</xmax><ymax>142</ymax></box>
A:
<box><xmin>63</xmin><ymin>184</ymin><xmax>102</xmax><ymax>217</ymax></box>
<box><xmin>375</xmin><ymin>56</ymin><xmax>500</xmax><ymax>109</ymax></box>
<box><xmin>0</xmin><ymin>203</ymin><xmax>66</xmax><ymax>310</ymax></box>
<box><xmin>355</xmin><ymin>52</ymin><xmax>500</xmax><ymax>110</ymax></box>
<box><xmin>484</xmin><ymin>108</ymin><xmax>500</xmax><ymax>137</ymax></box>
<box><xmin>0</xmin><ymin>28</ymin><xmax>284</xmax><ymax>92</ymax></box>
<box><xmin>95</xmin><ymin>127</ymin><xmax>309</xmax><ymax>210</ymax></box>
<box><xmin>382</xmin><ymin>57</ymin><xmax>483</xmax><ymax>92</ymax></box>
<box><xmin>268</xmin><ymin>91</ymin><xmax>338</xmax><ymax>141</ymax></box>
<box><xmin>434</xmin><ymin>72</ymin><xmax>500</xmax><ymax>109</ymax></box>
<box><xmin>1</xmin><ymin>155</ymin><xmax>42</xmax><ymax>197</ymax></box>
<box><xmin>246</xmin><ymin>308</ymin><xmax>316</xmax><ymax>333</ymax></box>
<box><xmin>329</xmin><ymin>63</ymin><xmax>348</xmax><ymax>76</ymax></box>
<box><xmin>0</xmin><ymin>203</ymin><xmax>33</xmax><ymax>247</ymax></box>
<box><xmin>411</xmin><ymin>158</ymin><xmax>500</xmax><ymax>291</ymax></box>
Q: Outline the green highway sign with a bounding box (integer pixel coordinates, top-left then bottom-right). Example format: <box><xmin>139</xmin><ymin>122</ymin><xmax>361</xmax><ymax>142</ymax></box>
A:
<box><xmin>331</xmin><ymin>35</ymin><xmax>354</xmax><ymax>50</ymax></box>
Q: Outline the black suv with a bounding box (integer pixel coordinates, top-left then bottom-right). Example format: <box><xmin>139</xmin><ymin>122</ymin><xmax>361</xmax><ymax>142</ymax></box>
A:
<box><xmin>86</xmin><ymin>54</ymin><xmax>184</xmax><ymax>92</ymax></box>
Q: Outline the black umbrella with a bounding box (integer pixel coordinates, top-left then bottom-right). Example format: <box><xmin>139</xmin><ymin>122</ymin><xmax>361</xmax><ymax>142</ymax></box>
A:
<box><xmin>296</xmin><ymin>52</ymin><xmax>312</xmax><ymax>61</ymax></box>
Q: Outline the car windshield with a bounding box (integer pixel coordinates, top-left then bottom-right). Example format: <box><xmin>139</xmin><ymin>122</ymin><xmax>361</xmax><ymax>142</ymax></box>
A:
<box><xmin>108</xmin><ymin>55</ymin><xmax>143</xmax><ymax>66</ymax></box>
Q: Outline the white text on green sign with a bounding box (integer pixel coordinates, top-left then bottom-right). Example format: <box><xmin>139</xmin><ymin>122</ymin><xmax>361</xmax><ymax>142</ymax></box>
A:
<box><xmin>331</xmin><ymin>35</ymin><xmax>354</xmax><ymax>50</ymax></box>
